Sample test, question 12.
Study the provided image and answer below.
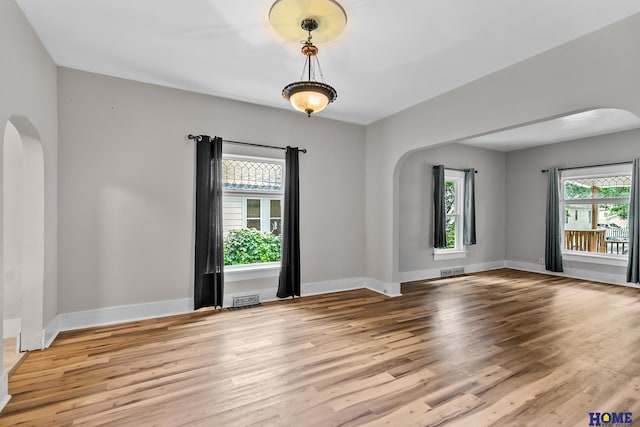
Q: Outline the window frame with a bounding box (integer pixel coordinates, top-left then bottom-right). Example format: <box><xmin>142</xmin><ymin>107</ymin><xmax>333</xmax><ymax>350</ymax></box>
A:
<box><xmin>241</xmin><ymin>197</ymin><xmax>282</xmax><ymax>235</ymax></box>
<box><xmin>559</xmin><ymin>164</ymin><xmax>631</xmax><ymax>265</ymax></box>
<box><xmin>434</xmin><ymin>169</ymin><xmax>468</xmax><ymax>260</ymax></box>
<box><xmin>221</xmin><ymin>154</ymin><xmax>285</xmax><ymax>270</ymax></box>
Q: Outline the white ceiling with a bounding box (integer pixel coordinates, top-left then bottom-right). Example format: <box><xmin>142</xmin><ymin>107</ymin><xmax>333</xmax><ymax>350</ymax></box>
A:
<box><xmin>15</xmin><ymin>1</ymin><xmax>640</xmax><ymax>125</ymax></box>
<box><xmin>461</xmin><ymin>108</ymin><xmax>640</xmax><ymax>152</ymax></box>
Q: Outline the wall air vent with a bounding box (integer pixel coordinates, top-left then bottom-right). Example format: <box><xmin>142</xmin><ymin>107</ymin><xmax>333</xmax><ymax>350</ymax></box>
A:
<box><xmin>440</xmin><ymin>269</ymin><xmax>453</xmax><ymax>277</ymax></box>
<box><xmin>228</xmin><ymin>294</ymin><xmax>261</xmax><ymax>311</ymax></box>
<box><xmin>440</xmin><ymin>267</ymin><xmax>465</xmax><ymax>278</ymax></box>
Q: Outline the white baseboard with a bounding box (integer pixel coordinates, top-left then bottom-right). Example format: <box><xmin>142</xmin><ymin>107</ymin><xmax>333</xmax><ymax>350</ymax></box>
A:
<box><xmin>2</xmin><ymin>318</ymin><xmax>21</xmax><ymax>339</ymax></box>
<box><xmin>0</xmin><ymin>372</ymin><xmax>10</xmax><ymax>412</ymax></box>
<box><xmin>224</xmin><ymin>276</ymin><xmax>397</xmax><ymax>305</ymax></box>
<box><xmin>505</xmin><ymin>260</ymin><xmax>636</xmax><ymax>288</ymax></box>
<box><xmin>399</xmin><ymin>259</ymin><xmax>634</xmax><ymax>290</ymax></box>
<box><xmin>223</xmin><ymin>277</ymin><xmax>365</xmax><ymax>306</ymax></box>
<box><xmin>43</xmin><ymin>315</ymin><xmax>62</xmax><ymax>349</ymax></box>
<box><xmin>303</xmin><ymin>276</ymin><xmax>402</xmax><ymax>298</ymax></box>
<box><xmin>56</xmin><ymin>298</ymin><xmax>192</xmax><ymax>333</ymax></box>
<box><xmin>303</xmin><ymin>277</ymin><xmax>366</xmax><ymax>296</ymax></box>
<box><xmin>364</xmin><ymin>278</ymin><xmax>402</xmax><ymax>297</ymax></box>
<box><xmin>398</xmin><ymin>260</ymin><xmax>506</xmax><ymax>283</ymax></box>
<box><xmin>503</xmin><ymin>260</ymin><xmax>547</xmax><ymax>275</ymax></box>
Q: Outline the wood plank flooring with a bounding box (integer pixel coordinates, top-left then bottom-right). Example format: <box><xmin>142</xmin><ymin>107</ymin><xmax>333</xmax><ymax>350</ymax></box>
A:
<box><xmin>2</xmin><ymin>269</ymin><xmax>640</xmax><ymax>426</ymax></box>
<box><xmin>2</xmin><ymin>338</ymin><xmax>27</xmax><ymax>378</ymax></box>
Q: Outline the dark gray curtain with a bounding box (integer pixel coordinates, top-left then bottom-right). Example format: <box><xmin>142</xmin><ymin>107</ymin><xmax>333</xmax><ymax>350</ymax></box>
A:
<box><xmin>463</xmin><ymin>169</ymin><xmax>476</xmax><ymax>245</ymax></box>
<box><xmin>627</xmin><ymin>158</ymin><xmax>640</xmax><ymax>283</ymax></box>
<box><xmin>545</xmin><ymin>167</ymin><xmax>564</xmax><ymax>272</ymax></box>
<box><xmin>194</xmin><ymin>135</ymin><xmax>224</xmax><ymax>309</ymax></box>
<box><xmin>277</xmin><ymin>147</ymin><xmax>301</xmax><ymax>298</ymax></box>
<box><xmin>433</xmin><ymin>165</ymin><xmax>447</xmax><ymax>248</ymax></box>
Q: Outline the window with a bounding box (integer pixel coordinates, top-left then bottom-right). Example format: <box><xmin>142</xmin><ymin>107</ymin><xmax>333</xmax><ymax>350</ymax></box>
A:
<box><xmin>222</xmin><ymin>155</ymin><xmax>284</xmax><ymax>266</ymax></box>
<box><xmin>561</xmin><ymin>164</ymin><xmax>631</xmax><ymax>259</ymax></box>
<box><xmin>242</xmin><ymin>198</ymin><xmax>281</xmax><ymax>235</ymax></box>
<box><xmin>434</xmin><ymin>169</ymin><xmax>466</xmax><ymax>260</ymax></box>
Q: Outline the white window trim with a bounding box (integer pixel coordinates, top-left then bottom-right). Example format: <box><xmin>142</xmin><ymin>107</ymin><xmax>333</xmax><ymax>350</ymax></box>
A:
<box><xmin>434</xmin><ymin>169</ymin><xmax>467</xmax><ymax>260</ymax></box>
<box><xmin>223</xmin><ymin>153</ymin><xmax>285</xmax><ymax>165</ymax></box>
<box><xmin>222</xmin><ymin>154</ymin><xmax>285</xmax><ymax>275</ymax></box>
<box><xmin>563</xmin><ymin>251</ymin><xmax>628</xmax><ymax>267</ymax></box>
<box><xmin>559</xmin><ymin>163</ymin><xmax>632</xmax><ymax>264</ymax></box>
<box><xmin>433</xmin><ymin>250</ymin><xmax>469</xmax><ymax>261</ymax></box>
<box><xmin>225</xmin><ymin>262</ymin><xmax>280</xmax><ymax>282</ymax></box>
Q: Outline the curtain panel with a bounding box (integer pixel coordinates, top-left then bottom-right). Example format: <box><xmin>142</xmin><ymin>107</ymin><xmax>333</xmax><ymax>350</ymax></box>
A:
<box><xmin>463</xmin><ymin>168</ymin><xmax>477</xmax><ymax>245</ymax></box>
<box><xmin>277</xmin><ymin>147</ymin><xmax>301</xmax><ymax>298</ymax></box>
<box><xmin>627</xmin><ymin>158</ymin><xmax>640</xmax><ymax>283</ymax></box>
<box><xmin>433</xmin><ymin>165</ymin><xmax>447</xmax><ymax>248</ymax></box>
<box><xmin>194</xmin><ymin>135</ymin><xmax>224</xmax><ymax>309</ymax></box>
<box><xmin>545</xmin><ymin>167</ymin><xmax>564</xmax><ymax>272</ymax></box>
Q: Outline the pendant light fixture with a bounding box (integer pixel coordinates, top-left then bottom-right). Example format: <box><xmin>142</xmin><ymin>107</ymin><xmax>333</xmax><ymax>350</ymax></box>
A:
<box><xmin>282</xmin><ymin>19</ymin><xmax>336</xmax><ymax>117</ymax></box>
<box><xmin>269</xmin><ymin>0</ymin><xmax>347</xmax><ymax>117</ymax></box>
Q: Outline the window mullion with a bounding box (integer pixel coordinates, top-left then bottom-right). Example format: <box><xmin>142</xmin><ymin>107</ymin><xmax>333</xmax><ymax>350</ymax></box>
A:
<box><xmin>260</xmin><ymin>198</ymin><xmax>270</xmax><ymax>232</ymax></box>
<box><xmin>241</xmin><ymin>197</ymin><xmax>247</xmax><ymax>227</ymax></box>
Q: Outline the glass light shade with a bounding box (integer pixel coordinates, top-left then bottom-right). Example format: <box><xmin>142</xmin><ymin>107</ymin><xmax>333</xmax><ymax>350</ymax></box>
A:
<box><xmin>291</xmin><ymin>91</ymin><xmax>329</xmax><ymax>114</ymax></box>
<box><xmin>282</xmin><ymin>81</ymin><xmax>337</xmax><ymax>116</ymax></box>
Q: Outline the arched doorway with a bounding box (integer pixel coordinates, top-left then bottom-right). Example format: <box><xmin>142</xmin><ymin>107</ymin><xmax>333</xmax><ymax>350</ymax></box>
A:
<box><xmin>2</xmin><ymin>117</ymin><xmax>45</xmax><ymax>352</ymax></box>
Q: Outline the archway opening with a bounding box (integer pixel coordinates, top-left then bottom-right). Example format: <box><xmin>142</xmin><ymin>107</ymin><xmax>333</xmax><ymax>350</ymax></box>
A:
<box><xmin>392</xmin><ymin>108</ymin><xmax>640</xmax><ymax>284</ymax></box>
<box><xmin>2</xmin><ymin>117</ymin><xmax>45</xmax><ymax>353</ymax></box>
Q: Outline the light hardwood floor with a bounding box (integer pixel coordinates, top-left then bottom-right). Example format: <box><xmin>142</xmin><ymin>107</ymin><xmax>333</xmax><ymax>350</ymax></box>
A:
<box><xmin>2</xmin><ymin>338</ymin><xmax>26</xmax><ymax>378</ymax></box>
<box><xmin>1</xmin><ymin>269</ymin><xmax>640</xmax><ymax>426</ymax></box>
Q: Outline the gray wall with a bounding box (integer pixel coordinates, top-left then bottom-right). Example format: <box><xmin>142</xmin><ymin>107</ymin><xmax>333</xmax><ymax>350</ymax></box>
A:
<box><xmin>366</xmin><ymin>13</ymin><xmax>640</xmax><ymax>284</ymax></box>
<box><xmin>506</xmin><ymin>127</ymin><xmax>640</xmax><ymax>276</ymax></box>
<box><xmin>3</xmin><ymin>124</ymin><xmax>23</xmax><ymax>320</ymax></box>
<box><xmin>57</xmin><ymin>68</ymin><xmax>366</xmax><ymax>313</ymax></box>
<box><xmin>398</xmin><ymin>143</ymin><xmax>506</xmax><ymax>275</ymax></box>
<box><xmin>0</xmin><ymin>1</ymin><xmax>58</xmax><ymax>331</ymax></box>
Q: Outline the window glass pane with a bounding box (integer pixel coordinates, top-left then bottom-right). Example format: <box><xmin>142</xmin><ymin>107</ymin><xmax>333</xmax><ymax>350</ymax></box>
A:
<box><xmin>270</xmin><ymin>199</ymin><xmax>281</xmax><ymax>218</ymax></box>
<box><xmin>246</xmin><ymin>199</ymin><xmax>261</xmax><ymax>218</ymax></box>
<box><xmin>445</xmin><ymin>216</ymin><xmax>456</xmax><ymax>249</ymax></box>
<box><xmin>222</xmin><ymin>159</ymin><xmax>283</xmax><ymax>192</ymax></box>
<box><xmin>564</xmin><ymin>203</ymin><xmax>629</xmax><ymax>255</ymax></box>
<box><xmin>564</xmin><ymin>175</ymin><xmax>631</xmax><ymax>201</ymax></box>
<box><xmin>246</xmin><ymin>219</ymin><xmax>261</xmax><ymax>230</ymax></box>
<box><xmin>445</xmin><ymin>181</ymin><xmax>456</xmax><ymax>215</ymax></box>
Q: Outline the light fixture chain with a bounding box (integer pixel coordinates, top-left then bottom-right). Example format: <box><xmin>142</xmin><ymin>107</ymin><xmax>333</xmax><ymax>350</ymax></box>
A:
<box><xmin>315</xmin><ymin>56</ymin><xmax>326</xmax><ymax>83</ymax></box>
<box><xmin>299</xmin><ymin>56</ymin><xmax>310</xmax><ymax>81</ymax></box>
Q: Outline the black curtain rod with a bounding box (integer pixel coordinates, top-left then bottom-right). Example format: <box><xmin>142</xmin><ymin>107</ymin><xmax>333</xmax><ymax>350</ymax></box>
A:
<box><xmin>188</xmin><ymin>134</ymin><xmax>307</xmax><ymax>153</ymax></box>
<box><xmin>432</xmin><ymin>166</ymin><xmax>479</xmax><ymax>173</ymax></box>
<box><xmin>541</xmin><ymin>160</ymin><xmax>631</xmax><ymax>173</ymax></box>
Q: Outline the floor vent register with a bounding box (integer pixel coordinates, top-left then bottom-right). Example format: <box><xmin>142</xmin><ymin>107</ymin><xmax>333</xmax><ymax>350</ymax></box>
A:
<box><xmin>228</xmin><ymin>294</ymin><xmax>262</xmax><ymax>311</ymax></box>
